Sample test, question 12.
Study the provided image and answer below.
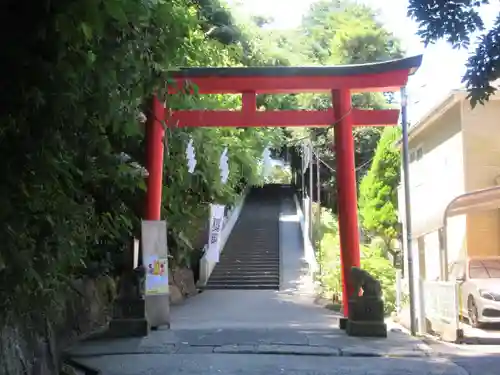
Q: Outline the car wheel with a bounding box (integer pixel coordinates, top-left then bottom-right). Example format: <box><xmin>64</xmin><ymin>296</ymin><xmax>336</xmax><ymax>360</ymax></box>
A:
<box><xmin>468</xmin><ymin>296</ymin><xmax>481</xmax><ymax>328</ymax></box>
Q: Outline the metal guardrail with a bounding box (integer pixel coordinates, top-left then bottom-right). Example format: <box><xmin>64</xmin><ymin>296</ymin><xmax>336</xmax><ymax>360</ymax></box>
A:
<box><xmin>395</xmin><ymin>270</ymin><xmax>409</xmax><ymax>312</ymax></box>
<box><xmin>396</xmin><ymin>272</ymin><xmax>461</xmax><ymax>340</ymax></box>
<box><xmin>422</xmin><ymin>280</ymin><xmax>459</xmax><ymax>325</ymax></box>
<box><xmin>422</xmin><ymin>280</ymin><xmax>461</xmax><ymax>341</ymax></box>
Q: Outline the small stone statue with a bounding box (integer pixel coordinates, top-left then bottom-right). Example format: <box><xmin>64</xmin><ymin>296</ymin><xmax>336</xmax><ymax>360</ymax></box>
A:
<box><xmin>346</xmin><ymin>266</ymin><xmax>387</xmax><ymax>338</ymax></box>
<box><xmin>116</xmin><ymin>264</ymin><xmax>145</xmax><ymax>300</ymax></box>
<box><xmin>350</xmin><ymin>266</ymin><xmax>382</xmax><ymax>298</ymax></box>
<box><xmin>108</xmin><ymin>239</ymin><xmax>149</xmax><ymax>337</ymax></box>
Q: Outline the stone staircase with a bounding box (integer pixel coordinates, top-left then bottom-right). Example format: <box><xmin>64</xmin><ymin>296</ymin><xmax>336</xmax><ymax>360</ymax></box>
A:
<box><xmin>205</xmin><ymin>185</ymin><xmax>286</xmax><ymax>290</ymax></box>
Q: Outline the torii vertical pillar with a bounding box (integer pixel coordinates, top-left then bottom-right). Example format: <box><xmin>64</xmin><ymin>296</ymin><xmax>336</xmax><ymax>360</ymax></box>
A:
<box><xmin>332</xmin><ymin>89</ymin><xmax>361</xmax><ymax>318</ymax></box>
<box><xmin>143</xmin><ymin>96</ymin><xmax>170</xmax><ymax>330</ymax></box>
<box><xmin>145</xmin><ymin>96</ymin><xmax>166</xmax><ymax>220</ymax></box>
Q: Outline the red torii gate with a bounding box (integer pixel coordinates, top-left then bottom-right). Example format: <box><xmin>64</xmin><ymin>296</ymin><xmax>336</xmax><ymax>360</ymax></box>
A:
<box><xmin>144</xmin><ymin>55</ymin><xmax>422</xmax><ymax>317</ymax></box>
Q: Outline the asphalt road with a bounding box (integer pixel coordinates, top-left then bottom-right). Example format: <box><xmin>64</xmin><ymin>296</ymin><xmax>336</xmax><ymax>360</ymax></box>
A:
<box><xmin>423</xmin><ymin>333</ymin><xmax>500</xmax><ymax>375</ymax></box>
<box><xmin>72</xmin><ymin>325</ymin><xmax>471</xmax><ymax>375</ymax></box>
<box><xmin>81</xmin><ymin>352</ymin><xmax>466</xmax><ymax>375</ymax></box>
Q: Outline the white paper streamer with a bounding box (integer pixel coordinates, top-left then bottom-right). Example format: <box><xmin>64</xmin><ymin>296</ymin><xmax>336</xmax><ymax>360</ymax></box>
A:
<box><xmin>219</xmin><ymin>147</ymin><xmax>229</xmax><ymax>184</ymax></box>
<box><xmin>186</xmin><ymin>138</ymin><xmax>197</xmax><ymax>174</ymax></box>
<box><xmin>262</xmin><ymin>146</ymin><xmax>272</xmax><ymax>179</ymax></box>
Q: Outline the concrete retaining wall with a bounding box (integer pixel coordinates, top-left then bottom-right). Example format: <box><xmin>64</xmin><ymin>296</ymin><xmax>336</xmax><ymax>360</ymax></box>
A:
<box><xmin>292</xmin><ymin>194</ymin><xmax>319</xmax><ymax>274</ymax></box>
<box><xmin>198</xmin><ymin>190</ymin><xmax>250</xmax><ymax>286</ymax></box>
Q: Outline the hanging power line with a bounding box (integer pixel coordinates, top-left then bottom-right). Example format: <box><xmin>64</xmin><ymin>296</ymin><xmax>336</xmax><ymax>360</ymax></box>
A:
<box><xmin>312</xmin><ymin>151</ymin><xmax>335</xmax><ymax>173</ymax></box>
<box><xmin>285</xmin><ymin>105</ymin><xmax>354</xmax><ymax>146</ymax></box>
<box><xmin>309</xmin><ymin>147</ymin><xmax>374</xmax><ymax>174</ymax></box>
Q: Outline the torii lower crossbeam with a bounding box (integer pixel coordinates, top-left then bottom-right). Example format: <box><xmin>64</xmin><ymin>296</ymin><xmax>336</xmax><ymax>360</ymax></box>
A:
<box><xmin>170</xmin><ymin>108</ymin><xmax>399</xmax><ymax>128</ymax></box>
<box><xmin>144</xmin><ymin>55</ymin><xmax>423</xmax><ymax>321</ymax></box>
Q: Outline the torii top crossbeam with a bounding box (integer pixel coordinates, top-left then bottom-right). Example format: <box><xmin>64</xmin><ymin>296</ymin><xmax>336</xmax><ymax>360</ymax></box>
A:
<box><xmin>168</xmin><ymin>55</ymin><xmax>422</xmax><ymax>128</ymax></box>
<box><xmin>170</xmin><ymin>55</ymin><xmax>421</xmax><ymax>93</ymax></box>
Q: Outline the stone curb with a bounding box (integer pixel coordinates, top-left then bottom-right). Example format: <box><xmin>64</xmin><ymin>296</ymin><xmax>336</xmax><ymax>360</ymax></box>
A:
<box><xmin>215</xmin><ymin>344</ymin><xmax>340</xmax><ymax>356</ymax></box>
<box><xmin>62</xmin><ymin>356</ymin><xmax>102</xmax><ymax>375</ymax></box>
<box><xmin>65</xmin><ymin>344</ymin><xmax>178</xmax><ymax>358</ymax></box>
<box><xmin>67</xmin><ymin>343</ymin><xmax>430</xmax><ymax>359</ymax></box>
<box><xmin>340</xmin><ymin>349</ymin><xmax>429</xmax><ymax>358</ymax></box>
<box><xmin>388</xmin><ymin>319</ymin><xmax>434</xmax><ymax>357</ymax></box>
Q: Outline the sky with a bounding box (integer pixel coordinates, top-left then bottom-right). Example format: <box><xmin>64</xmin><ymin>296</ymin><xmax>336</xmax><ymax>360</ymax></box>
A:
<box><xmin>225</xmin><ymin>0</ymin><xmax>499</xmax><ymax>123</ymax></box>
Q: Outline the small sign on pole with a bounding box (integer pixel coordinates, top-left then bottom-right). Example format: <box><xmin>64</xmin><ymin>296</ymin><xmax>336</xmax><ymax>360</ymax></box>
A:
<box><xmin>141</xmin><ymin>220</ymin><xmax>170</xmax><ymax>328</ymax></box>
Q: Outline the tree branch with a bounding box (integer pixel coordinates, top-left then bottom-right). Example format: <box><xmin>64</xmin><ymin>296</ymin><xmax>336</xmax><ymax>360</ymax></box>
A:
<box><xmin>463</xmin><ymin>14</ymin><xmax>500</xmax><ymax>107</ymax></box>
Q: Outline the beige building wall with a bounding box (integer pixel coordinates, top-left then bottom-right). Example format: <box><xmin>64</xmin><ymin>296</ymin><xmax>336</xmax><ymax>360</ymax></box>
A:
<box><xmin>399</xmin><ymin>94</ymin><xmax>500</xmax><ymax>282</ymax></box>
<box><xmin>461</xmin><ymin>99</ymin><xmax>500</xmax><ymax>257</ymax></box>
<box><xmin>399</xmin><ymin>101</ymin><xmax>467</xmax><ymax>281</ymax></box>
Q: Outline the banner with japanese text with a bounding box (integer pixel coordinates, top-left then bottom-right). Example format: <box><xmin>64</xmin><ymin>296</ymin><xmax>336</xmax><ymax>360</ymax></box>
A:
<box><xmin>205</xmin><ymin>204</ymin><xmax>225</xmax><ymax>263</ymax></box>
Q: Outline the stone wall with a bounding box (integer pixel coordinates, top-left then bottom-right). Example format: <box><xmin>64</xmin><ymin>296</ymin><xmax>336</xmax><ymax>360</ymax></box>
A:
<box><xmin>169</xmin><ymin>267</ymin><xmax>198</xmax><ymax>305</ymax></box>
<box><xmin>0</xmin><ymin>267</ymin><xmax>198</xmax><ymax>375</ymax></box>
<box><xmin>0</xmin><ymin>276</ymin><xmax>115</xmax><ymax>375</ymax></box>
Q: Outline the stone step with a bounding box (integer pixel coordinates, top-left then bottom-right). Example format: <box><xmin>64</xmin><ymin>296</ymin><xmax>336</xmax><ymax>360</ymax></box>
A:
<box><xmin>210</xmin><ymin>270</ymin><xmax>279</xmax><ymax>275</ymax></box>
<box><xmin>219</xmin><ymin>253</ymin><xmax>279</xmax><ymax>256</ymax></box>
<box><xmin>206</xmin><ymin>185</ymin><xmax>281</xmax><ymax>289</ymax></box>
<box><xmin>216</xmin><ymin>260</ymin><xmax>279</xmax><ymax>263</ymax></box>
<box><xmin>208</xmin><ymin>278</ymin><xmax>279</xmax><ymax>285</ymax></box>
<box><xmin>218</xmin><ymin>256</ymin><xmax>279</xmax><ymax>260</ymax></box>
<box><xmin>207</xmin><ymin>279</ymin><xmax>278</xmax><ymax>285</ymax></box>
<box><xmin>212</xmin><ymin>267</ymin><xmax>279</xmax><ymax>273</ymax></box>
<box><xmin>213</xmin><ymin>263</ymin><xmax>278</xmax><ymax>268</ymax></box>
<box><xmin>209</xmin><ymin>274</ymin><xmax>279</xmax><ymax>281</ymax></box>
<box><xmin>222</xmin><ymin>249</ymin><xmax>278</xmax><ymax>254</ymax></box>
<box><xmin>209</xmin><ymin>274</ymin><xmax>279</xmax><ymax>279</ymax></box>
<box><xmin>220</xmin><ymin>249</ymin><xmax>278</xmax><ymax>253</ymax></box>
<box><xmin>221</xmin><ymin>249</ymin><xmax>278</xmax><ymax>253</ymax></box>
<box><xmin>214</xmin><ymin>262</ymin><xmax>279</xmax><ymax>267</ymax></box>
<box><xmin>218</xmin><ymin>260</ymin><xmax>279</xmax><ymax>264</ymax></box>
<box><xmin>204</xmin><ymin>283</ymin><xmax>279</xmax><ymax>290</ymax></box>
<box><xmin>219</xmin><ymin>256</ymin><xmax>279</xmax><ymax>261</ymax></box>
<box><xmin>207</xmin><ymin>271</ymin><xmax>276</xmax><ymax>278</ymax></box>
<box><xmin>213</xmin><ymin>264</ymin><xmax>280</xmax><ymax>272</ymax></box>
<box><xmin>223</xmin><ymin>244</ymin><xmax>278</xmax><ymax>249</ymax></box>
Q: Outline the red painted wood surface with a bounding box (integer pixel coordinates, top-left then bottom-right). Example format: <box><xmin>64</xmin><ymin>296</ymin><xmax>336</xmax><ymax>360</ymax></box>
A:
<box><xmin>332</xmin><ymin>89</ymin><xmax>361</xmax><ymax>317</ymax></box>
<box><xmin>169</xmin><ymin>69</ymin><xmax>411</xmax><ymax>94</ymax></box>
<box><xmin>170</xmin><ymin>108</ymin><xmax>400</xmax><ymax>128</ymax></box>
<box><xmin>145</xmin><ymin>96</ymin><xmax>166</xmax><ymax>221</ymax></box>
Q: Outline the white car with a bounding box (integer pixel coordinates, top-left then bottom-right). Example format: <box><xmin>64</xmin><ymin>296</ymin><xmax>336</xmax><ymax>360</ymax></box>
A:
<box><xmin>449</xmin><ymin>256</ymin><xmax>500</xmax><ymax>328</ymax></box>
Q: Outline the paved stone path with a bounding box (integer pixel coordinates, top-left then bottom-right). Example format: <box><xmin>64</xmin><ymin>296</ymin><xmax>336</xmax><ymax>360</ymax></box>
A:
<box><xmin>69</xmin><ymin>197</ymin><xmax>468</xmax><ymax>375</ymax></box>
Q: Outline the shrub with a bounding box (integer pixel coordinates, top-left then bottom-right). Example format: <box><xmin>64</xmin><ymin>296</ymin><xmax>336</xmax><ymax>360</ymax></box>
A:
<box><xmin>315</xmin><ymin>208</ymin><xmax>397</xmax><ymax>314</ymax></box>
<box><xmin>267</xmin><ymin>165</ymin><xmax>292</xmax><ymax>184</ymax></box>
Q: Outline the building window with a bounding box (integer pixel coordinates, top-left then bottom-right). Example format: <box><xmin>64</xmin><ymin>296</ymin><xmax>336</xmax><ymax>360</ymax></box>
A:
<box><xmin>409</xmin><ymin>145</ymin><xmax>423</xmax><ymax>163</ymax></box>
<box><xmin>417</xmin><ymin>236</ymin><xmax>426</xmax><ymax>279</ymax></box>
<box><xmin>409</xmin><ymin>145</ymin><xmax>424</xmax><ymax>186</ymax></box>
<box><xmin>416</xmin><ymin>147</ymin><xmax>423</xmax><ymax>161</ymax></box>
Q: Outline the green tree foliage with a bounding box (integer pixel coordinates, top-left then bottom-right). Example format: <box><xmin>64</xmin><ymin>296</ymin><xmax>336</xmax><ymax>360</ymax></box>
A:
<box><xmin>358</xmin><ymin>126</ymin><xmax>402</xmax><ymax>255</ymax></box>
<box><xmin>0</xmin><ymin>0</ymin><xmax>283</xmax><ymax>320</ymax></box>
<box><xmin>303</xmin><ymin>0</ymin><xmax>402</xmax><ymax>64</ymax></box>
<box><xmin>0</xmin><ymin>0</ymin><xmax>407</xmax><ymax>325</ymax></box>
<box><xmin>408</xmin><ymin>0</ymin><xmax>500</xmax><ymax>107</ymax></box>
<box><xmin>278</xmin><ymin>0</ymin><xmax>404</xmax><ymax>210</ymax></box>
